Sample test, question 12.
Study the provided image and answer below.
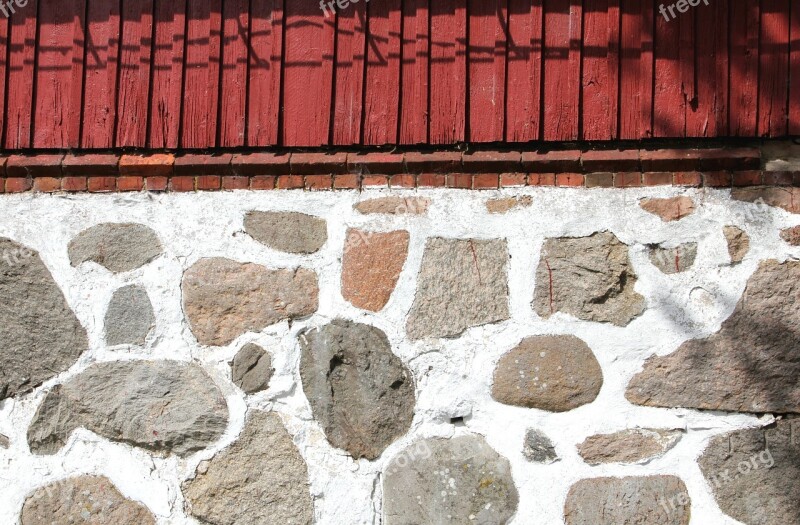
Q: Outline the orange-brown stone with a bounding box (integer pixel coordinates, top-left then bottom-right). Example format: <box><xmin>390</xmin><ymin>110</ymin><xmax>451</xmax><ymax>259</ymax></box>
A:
<box><xmin>342</xmin><ymin>229</ymin><xmax>410</xmax><ymax>312</ymax></box>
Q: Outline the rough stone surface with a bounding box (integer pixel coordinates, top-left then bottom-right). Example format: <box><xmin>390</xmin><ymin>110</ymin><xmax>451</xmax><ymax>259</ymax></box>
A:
<box><xmin>231</xmin><ymin>343</ymin><xmax>273</xmax><ymax>394</ymax></box>
<box><xmin>21</xmin><ymin>475</ymin><xmax>155</xmax><ymax>525</ymax></box>
<box><xmin>577</xmin><ymin>429</ymin><xmax>683</xmax><ymax>465</ymax></box>
<box><xmin>492</xmin><ymin>335</ymin><xmax>603</xmax><ymax>412</ymax></box>
<box><xmin>182</xmin><ymin>410</ymin><xmax>313</xmax><ymax>525</ymax></box>
<box><xmin>698</xmin><ymin>420</ymin><xmax>800</xmax><ymax>525</ymax></box>
<box><xmin>640</xmin><ymin>196</ymin><xmax>696</xmax><ymax>222</ymax></box>
<box><xmin>105</xmin><ymin>285</ymin><xmax>155</xmax><ymax>346</ymax></box>
<box><xmin>407</xmin><ymin>238</ymin><xmax>510</xmax><ymax>340</ymax></box>
<box><xmin>648</xmin><ymin>243</ymin><xmax>698</xmax><ymax>274</ymax></box>
<box><xmin>627</xmin><ymin>259</ymin><xmax>800</xmax><ymax>413</ymax></box>
<box><xmin>299</xmin><ymin>320</ymin><xmax>415</xmax><ymax>460</ymax></box>
<box><xmin>354</xmin><ymin>196</ymin><xmax>430</xmax><ymax>215</ymax></box>
<box><xmin>533</xmin><ymin>232</ymin><xmax>646</xmax><ymax>326</ymax></box>
<box><xmin>732</xmin><ymin>187</ymin><xmax>800</xmax><ymax>214</ymax></box>
<box><xmin>0</xmin><ymin>238</ymin><xmax>88</xmax><ymax>400</ymax></box>
<box><xmin>565</xmin><ymin>476</ymin><xmax>690</xmax><ymax>525</ymax></box>
<box><xmin>523</xmin><ymin>428</ymin><xmax>559</xmax><ymax>463</ymax></box>
<box><xmin>724</xmin><ymin>226</ymin><xmax>750</xmax><ymax>264</ymax></box>
<box><xmin>780</xmin><ymin>225</ymin><xmax>800</xmax><ymax>246</ymax></box>
<box><xmin>0</xmin><ymin>434</ymin><xmax>8</xmax><ymax>448</ymax></box>
<box><xmin>68</xmin><ymin>223</ymin><xmax>163</xmax><ymax>272</ymax></box>
<box><xmin>183</xmin><ymin>258</ymin><xmax>318</xmax><ymax>346</ymax></box>
<box><xmin>486</xmin><ymin>196</ymin><xmax>533</xmax><ymax>214</ymax></box>
<box><xmin>383</xmin><ymin>435</ymin><xmax>518</xmax><ymax>525</ymax></box>
<box><xmin>341</xmin><ymin>229</ymin><xmax>409</xmax><ymax>312</ymax></box>
<box><xmin>27</xmin><ymin>360</ymin><xmax>228</xmax><ymax>456</ymax></box>
<box><xmin>244</xmin><ymin>211</ymin><xmax>327</xmax><ymax>254</ymax></box>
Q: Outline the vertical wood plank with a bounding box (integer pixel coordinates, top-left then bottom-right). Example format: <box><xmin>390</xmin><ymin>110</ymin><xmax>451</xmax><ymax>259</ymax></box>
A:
<box><xmin>791</xmin><ymin>0</ymin><xmax>800</xmax><ymax>135</ymax></box>
<box><xmin>687</xmin><ymin>0</ymin><xmax>726</xmax><ymax>136</ymax></box>
<box><xmin>429</xmin><ymin>0</ymin><xmax>467</xmax><ymax>144</ymax></box>
<box><xmin>467</xmin><ymin>0</ymin><xmax>507</xmax><ymax>142</ymax></box>
<box><xmin>506</xmin><ymin>0</ymin><xmax>543</xmax><ymax>142</ymax></box>
<box><xmin>283</xmin><ymin>0</ymin><xmax>335</xmax><ymax>146</ymax></box>
<box><xmin>619</xmin><ymin>0</ymin><xmax>652</xmax><ymax>139</ymax></box>
<box><xmin>581</xmin><ymin>0</ymin><xmax>619</xmax><ymax>140</ymax></box>
<box><xmin>5</xmin><ymin>1</ymin><xmax>37</xmax><ymax>149</ymax></box>
<box><xmin>363</xmin><ymin>0</ymin><xmax>402</xmax><ymax>145</ymax></box>
<box><xmin>82</xmin><ymin>0</ymin><xmax>120</xmax><ymax>148</ymax></box>
<box><xmin>247</xmin><ymin>0</ymin><xmax>283</xmax><ymax>146</ymax></box>
<box><xmin>181</xmin><ymin>0</ymin><xmax>222</xmax><ymax>148</ymax></box>
<box><xmin>219</xmin><ymin>0</ymin><xmax>249</xmax><ymax>147</ymax></box>
<box><xmin>150</xmin><ymin>0</ymin><xmax>186</xmax><ymax>148</ymax></box>
<box><xmin>399</xmin><ymin>0</ymin><xmax>429</xmax><ymax>144</ymax></box>
<box><xmin>332</xmin><ymin>0</ymin><xmax>366</xmax><ymax>145</ymax></box>
<box><xmin>729</xmin><ymin>0</ymin><xmax>759</xmax><ymax>136</ymax></box>
<box><xmin>116</xmin><ymin>0</ymin><xmax>153</xmax><ymax>147</ymax></box>
<box><xmin>543</xmin><ymin>0</ymin><xmax>582</xmax><ymax>141</ymax></box>
<box><xmin>0</xmin><ymin>16</ymin><xmax>9</xmax><ymax>146</ymax></box>
<box><xmin>758</xmin><ymin>0</ymin><xmax>790</xmax><ymax>137</ymax></box>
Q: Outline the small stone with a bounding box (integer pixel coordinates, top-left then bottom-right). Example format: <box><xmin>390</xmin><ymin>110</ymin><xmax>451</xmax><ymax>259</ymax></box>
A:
<box><xmin>577</xmin><ymin>429</ymin><xmax>683</xmax><ymax>465</ymax></box>
<box><xmin>231</xmin><ymin>343</ymin><xmax>273</xmax><ymax>394</ymax></box>
<box><xmin>0</xmin><ymin>433</ymin><xmax>8</xmax><ymax>448</ymax></box>
<box><xmin>780</xmin><ymin>225</ymin><xmax>800</xmax><ymax>246</ymax></box>
<box><xmin>341</xmin><ymin>229</ymin><xmax>409</xmax><ymax>312</ymax></box>
<box><xmin>627</xmin><ymin>260</ymin><xmax>800</xmax><ymax>413</ymax></box>
<box><xmin>68</xmin><ymin>223</ymin><xmax>163</xmax><ymax>272</ymax></box>
<box><xmin>183</xmin><ymin>258</ymin><xmax>318</xmax><ymax>346</ymax></box>
<box><xmin>648</xmin><ymin>243</ymin><xmax>698</xmax><ymax>274</ymax></box>
<box><xmin>27</xmin><ymin>360</ymin><xmax>228</xmax><ymax>456</ymax></box>
<box><xmin>105</xmin><ymin>285</ymin><xmax>155</xmax><ymax>346</ymax></box>
<box><xmin>354</xmin><ymin>196</ymin><xmax>430</xmax><ymax>215</ymax></box>
<box><xmin>1</xmin><ymin>238</ymin><xmax>88</xmax><ymax>400</ymax></box>
<box><xmin>492</xmin><ymin>335</ymin><xmax>603</xmax><ymax>412</ymax></box>
<box><xmin>565</xmin><ymin>476</ymin><xmax>690</xmax><ymax>525</ymax></box>
<box><xmin>640</xmin><ymin>196</ymin><xmax>696</xmax><ymax>222</ymax></box>
<box><xmin>244</xmin><ymin>211</ymin><xmax>327</xmax><ymax>254</ymax></box>
<box><xmin>21</xmin><ymin>475</ymin><xmax>155</xmax><ymax>525</ymax></box>
<box><xmin>732</xmin><ymin>187</ymin><xmax>800</xmax><ymax>214</ymax></box>
<box><xmin>534</xmin><ymin>232</ymin><xmax>645</xmax><ymax>326</ymax></box>
<box><xmin>699</xmin><ymin>420</ymin><xmax>800</xmax><ymax>525</ymax></box>
<box><xmin>383</xmin><ymin>435</ymin><xmax>518</xmax><ymax>525</ymax></box>
<box><xmin>407</xmin><ymin>238</ymin><xmax>510</xmax><ymax>340</ymax></box>
<box><xmin>486</xmin><ymin>196</ymin><xmax>533</xmax><ymax>214</ymax></box>
<box><xmin>183</xmin><ymin>410</ymin><xmax>314</xmax><ymax>525</ymax></box>
<box><xmin>723</xmin><ymin>226</ymin><xmax>750</xmax><ymax>264</ymax></box>
<box><xmin>523</xmin><ymin>429</ymin><xmax>559</xmax><ymax>463</ymax></box>
<box><xmin>299</xmin><ymin>320</ymin><xmax>415</xmax><ymax>460</ymax></box>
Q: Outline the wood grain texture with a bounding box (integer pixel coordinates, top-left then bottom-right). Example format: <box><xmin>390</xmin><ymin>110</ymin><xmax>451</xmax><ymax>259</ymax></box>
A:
<box><xmin>506</xmin><ymin>0</ymin><xmax>543</xmax><ymax>142</ymax></box>
<box><xmin>399</xmin><ymin>0</ymin><xmax>429</xmax><ymax>144</ymax></box>
<box><xmin>150</xmin><ymin>0</ymin><xmax>186</xmax><ymax>148</ymax></box>
<box><xmin>468</xmin><ymin>0</ymin><xmax>507</xmax><ymax>142</ymax></box>
<box><xmin>619</xmin><ymin>0</ymin><xmax>652</xmax><ymax>139</ymax></box>
<box><xmin>581</xmin><ymin>0</ymin><xmax>619</xmax><ymax>140</ymax></box>
<box><xmin>0</xmin><ymin>16</ymin><xmax>9</xmax><ymax>146</ymax></box>
<box><xmin>429</xmin><ymin>0</ymin><xmax>467</xmax><ymax>144</ymax></box>
<box><xmin>758</xmin><ymin>0</ymin><xmax>790</xmax><ymax>137</ymax></box>
<box><xmin>115</xmin><ymin>0</ymin><xmax>153</xmax><ymax>147</ymax></box>
<box><xmin>332</xmin><ymin>0</ymin><xmax>366</xmax><ymax>145</ymax></box>
<box><xmin>729</xmin><ymin>0</ymin><xmax>759</xmax><ymax>136</ymax></box>
<box><xmin>219</xmin><ymin>0</ymin><xmax>249</xmax><ymax>146</ymax></box>
<box><xmin>791</xmin><ymin>0</ymin><xmax>800</xmax><ymax>135</ymax></box>
<box><xmin>5</xmin><ymin>0</ymin><xmax>37</xmax><ymax>149</ymax></box>
<box><xmin>363</xmin><ymin>0</ymin><xmax>402</xmax><ymax>144</ymax></box>
<box><xmin>247</xmin><ymin>0</ymin><xmax>282</xmax><ymax>146</ymax></box>
<box><xmin>543</xmin><ymin>0</ymin><xmax>582</xmax><ymax>141</ymax></box>
<box><xmin>81</xmin><ymin>0</ymin><xmax>120</xmax><ymax>148</ymax></box>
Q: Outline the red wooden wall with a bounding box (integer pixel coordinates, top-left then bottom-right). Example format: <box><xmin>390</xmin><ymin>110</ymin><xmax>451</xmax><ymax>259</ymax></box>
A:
<box><xmin>0</xmin><ymin>0</ymin><xmax>797</xmax><ymax>149</ymax></box>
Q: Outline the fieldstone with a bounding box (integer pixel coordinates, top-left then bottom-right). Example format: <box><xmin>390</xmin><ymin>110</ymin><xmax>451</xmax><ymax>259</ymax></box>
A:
<box><xmin>523</xmin><ymin>428</ymin><xmax>559</xmax><ymax>463</ymax></box>
<box><xmin>577</xmin><ymin>429</ymin><xmax>683</xmax><ymax>465</ymax></box>
<box><xmin>486</xmin><ymin>196</ymin><xmax>533</xmax><ymax>214</ymax></box>
<box><xmin>565</xmin><ymin>476</ymin><xmax>690</xmax><ymax>525</ymax></box>
<box><xmin>732</xmin><ymin>187</ymin><xmax>800</xmax><ymax>214</ymax></box>
<box><xmin>640</xmin><ymin>196</ymin><xmax>696</xmax><ymax>222</ymax></box>
<box><xmin>183</xmin><ymin>258</ymin><xmax>318</xmax><ymax>346</ymax></box>
<box><xmin>244</xmin><ymin>211</ymin><xmax>327</xmax><ymax>254</ymax></box>
<box><xmin>724</xmin><ymin>226</ymin><xmax>750</xmax><ymax>264</ymax></box>
<box><xmin>698</xmin><ymin>420</ymin><xmax>800</xmax><ymax>525</ymax></box>
<box><xmin>354</xmin><ymin>196</ymin><xmax>430</xmax><ymax>215</ymax></box>
<box><xmin>648</xmin><ymin>243</ymin><xmax>698</xmax><ymax>274</ymax></box>
<box><xmin>21</xmin><ymin>475</ymin><xmax>155</xmax><ymax>525</ymax></box>
<box><xmin>105</xmin><ymin>285</ymin><xmax>155</xmax><ymax>346</ymax></box>
<box><xmin>627</xmin><ymin>260</ymin><xmax>800</xmax><ymax>413</ymax></box>
<box><xmin>492</xmin><ymin>335</ymin><xmax>603</xmax><ymax>412</ymax></box>
<box><xmin>183</xmin><ymin>410</ymin><xmax>313</xmax><ymax>525</ymax></box>
<box><xmin>780</xmin><ymin>225</ymin><xmax>800</xmax><ymax>245</ymax></box>
<box><xmin>407</xmin><ymin>238</ymin><xmax>510</xmax><ymax>340</ymax></box>
<box><xmin>0</xmin><ymin>238</ymin><xmax>88</xmax><ymax>400</ymax></box>
<box><xmin>533</xmin><ymin>232</ymin><xmax>645</xmax><ymax>326</ymax></box>
<box><xmin>299</xmin><ymin>320</ymin><xmax>415</xmax><ymax>460</ymax></box>
<box><xmin>0</xmin><ymin>433</ymin><xmax>8</xmax><ymax>448</ymax></box>
<box><xmin>27</xmin><ymin>360</ymin><xmax>228</xmax><ymax>456</ymax></box>
<box><xmin>231</xmin><ymin>343</ymin><xmax>273</xmax><ymax>394</ymax></box>
<box><xmin>342</xmin><ymin>229</ymin><xmax>409</xmax><ymax>312</ymax></box>
<box><xmin>68</xmin><ymin>223</ymin><xmax>162</xmax><ymax>272</ymax></box>
<box><xmin>383</xmin><ymin>435</ymin><xmax>518</xmax><ymax>525</ymax></box>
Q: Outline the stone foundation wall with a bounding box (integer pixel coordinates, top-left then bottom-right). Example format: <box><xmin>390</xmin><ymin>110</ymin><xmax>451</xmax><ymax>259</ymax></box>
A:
<box><xmin>0</xmin><ymin>187</ymin><xmax>798</xmax><ymax>524</ymax></box>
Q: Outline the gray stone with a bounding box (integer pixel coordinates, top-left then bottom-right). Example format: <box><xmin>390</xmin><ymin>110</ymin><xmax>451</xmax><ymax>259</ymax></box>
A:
<box><xmin>732</xmin><ymin>187</ymin><xmax>800</xmax><ymax>214</ymax></box>
<box><xmin>183</xmin><ymin>258</ymin><xmax>318</xmax><ymax>346</ymax></box>
<box><xmin>407</xmin><ymin>238</ymin><xmax>510</xmax><ymax>340</ymax></box>
<box><xmin>21</xmin><ymin>475</ymin><xmax>155</xmax><ymax>525</ymax></box>
<box><xmin>354</xmin><ymin>196</ymin><xmax>430</xmax><ymax>215</ymax></box>
<box><xmin>724</xmin><ymin>226</ymin><xmax>750</xmax><ymax>264</ymax></box>
<box><xmin>523</xmin><ymin>429</ymin><xmax>559</xmax><ymax>463</ymax></box>
<box><xmin>0</xmin><ymin>238</ymin><xmax>88</xmax><ymax>400</ymax></box>
<box><xmin>68</xmin><ymin>223</ymin><xmax>162</xmax><ymax>273</ymax></box>
<box><xmin>627</xmin><ymin>260</ymin><xmax>800</xmax><ymax>413</ymax></box>
<box><xmin>698</xmin><ymin>420</ymin><xmax>800</xmax><ymax>525</ymax></box>
<box><xmin>565</xmin><ymin>476</ymin><xmax>690</xmax><ymax>525</ymax></box>
<box><xmin>577</xmin><ymin>429</ymin><xmax>683</xmax><ymax>465</ymax></box>
<box><xmin>492</xmin><ymin>335</ymin><xmax>603</xmax><ymax>412</ymax></box>
<box><xmin>27</xmin><ymin>360</ymin><xmax>228</xmax><ymax>456</ymax></box>
<box><xmin>231</xmin><ymin>343</ymin><xmax>273</xmax><ymax>394</ymax></box>
<box><xmin>299</xmin><ymin>320</ymin><xmax>415</xmax><ymax>460</ymax></box>
<box><xmin>244</xmin><ymin>211</ymin><xmax>327</xmax><ymax>254</ymax></box>
<box><xmin>183</xmin><ymin>410</ymin><xmax>313</xmax><ymax>525</ymax></box>
<box><xmin>105</xmin><ymin>285</ymin><xmax>155</xmax><ymax>346</ymax></box>
<box><xmin>533</xmin><ymin>232</ymin><xmax>646</xmax><ymax>326</ymax></box>
<box><xmin>780</xmin><ymin>225</ymin><xmax>800</xmax><ymax>246</ymax></box>
<box><xmin>640</xmin><ymin>196</ymin><xmax>696</xmax><ymax>222</ymax></box>
<box><xmin>0</xmin><ymin>433</ymin><xmax>8</xmax><ymax>448</ymax></box>
<box><xmin>648</xmin><ymin>243</ymin><xmax>698</xmax><ymax>274</ymax></box>
<box><xmin>383</xmin><ymin>435</ymin><xmax>518</xmax><ymax>525</ymax></box>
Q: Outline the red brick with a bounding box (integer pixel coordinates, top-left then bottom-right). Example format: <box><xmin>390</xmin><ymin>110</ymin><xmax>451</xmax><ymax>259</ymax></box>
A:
<box><xmin>196</xmin><ymin>175</ymin><xmax>221</xmax><ymax>190</ymax></box>
<box><xmin>7</xmin><ymin>154</ymin><xmax>64</xmax><ymax>177</ymax></box>
<box><xmin>614</xmin><ymin>172</ymin><xmax>642</xmax><ymax>188</ymax></box>
<box><xmin>120</xmin><ymin>154</ymin><xmax>174</xmax><ymax>177</ymax></box>
<box><xmin>447</xmin><ymin>173</ymin><xmax>472</xmax><ymax>189</ymax></box>
<box><xmin>702</xmin><ymin>171</ymin><xmax>732</xmax><ymax>187</ymax></box>
<box><xmin>145</xmin><ymin>176</ymin><xmax>169</xmax><ymax>191</ymax></box>
<box><xmin>529</xmin><ymin>173</ymin><xmax>556</xmax><ymax>186</ymax></box>
<box><xmin>500</xmin><ymin>173</ymin><xmax>527</xmax><ymax>187</ymax></box>
<box><xmin>290</xmin><ymin>152</ymin><xmax>348</xmax><ymax>175</ymax></box>
<box><xmin>117</xmin><ymin>176</ymin><xmax>144</xmax><ymax>192</ymax></box>
<box><xmin>584</xmin><ymin>172</ymin><xmax>614</xmax><ymax>188</ymax></box>
<box><xmin>277</xmin><ymin>175</ymin><xmax>304</xmax><ymax>189</ymax></box>
<box><xmin>556</xmin><ymin>173</ymin><xmax>584</xmax><ymax>187</ymax></box>
<box><xmin>61</xmin><ymin>176</ymin><xmax>87</xmax><ymax>192</ymax></box>
<box><xmin>88</xmin><ymin>177</ymin><xmax>117</xmax><ymax>192</ymax></box>
<box><xmin>251</xmin><ymin>176</ymin><xmax>277</xmax><ymax>190</ymax></box>
<box><xmin>417</xmin><ymin>173</ymin><xmax>447</xmax><ymax>187</ymax></box>
<box><xmin>473</xmin><ymin>173</ymin><xmax>500</xmax><ymax>189</ymax></box>
<box><xmin>305</xmin><ymin>175</ymin><xmax>333</xmax><ymax>190</ymax></box>
<box><xmin>222</xmin><ymin>176</ymin><xmax>250</xmax><ymax>190</ymax></box>
<box><xmin>346</xmin><ymin>152</ymin><xmax>405</xmax><ymax>174</ymax></box>
<box><xmin>582</xmin><ymin>149</ymin><xmax>640</xmax><ymax>172</ymax></box>
<box><xmin>673</xmin><ymin>172</ymin><xmax>703</xmax><ymax>187</ymax></box>
<box><xmin>0</xmin><ymin>156</ymin><xmax>7</xmax><ymax>177</ymax></box>
<box><xmin>62</xmin><ymin>153</ymin><xmax>119</xmax><ymax>176</ymax></box>
<box><xmin>642</xmin><ymin>172</ymin><xmax>673</xmax><ymax>186</ymax></box>
<box><xmin>33</xmin><ymin>177</ymin><xmax>61</xmax><ymax>193</ymax></box>
<box><xmin>390</xmin><ymin>174</ymin><xmax>416</xmax><ymax>188</ymax></box>
<box><xmin>461</xmin><ymin>151</ymin><xmax>521</xmax><ymax>173</ymax></box>
<box><xmin>404</xmin><ymin>151</ymin><xmax>462</xmax><ymax>173</ymax></box>
<box><xmin>362</xmin><ymin>175</ymin><xmax>390</xmax><ymax>187</ymax></box>
<box><xmin>333</xmin><ymin>174</ymin><xmax>360</xmax><ymax>189</ymax></box>
<box><xmin>640</xmin><ymin>149</ymin><xmax>702</xmax><ymax>171</ymax></box>
<box><xmin>522</xmin><ymin>150</ymin><xmax>581</xmax><ymax>173</ymax></box>
<box><xmin>697</xmin><ymin>148</ymin><xmax>760</xmax><ymax>171</ymax></box>
<box><xmin>174</xmin><ymin>154</ymin><xmax>233</xmax><ymax>176</ymax></box>
<box><xmin>732</xmin><ymin>171</ymin><xmax>763</xmax><ymax>187</ymax></box>
<box><xmin>170</xmin><ymin>176</ymin><xmax>196</xmax><ymax>192</ymax></box>
<box><xmin>5</xmin><ymin>178</ymin><xmax>32</xmax><ymax>193</ymax></box>
<box><xmin>763</xmin><ymin>171</ymin><xmax>793</xmax><ymax>186</ymax></box>
<box><xmin>231</xmin><ymin>153</ymin><xmax>290</xmax><ymax>175</ymax></box>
